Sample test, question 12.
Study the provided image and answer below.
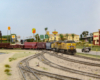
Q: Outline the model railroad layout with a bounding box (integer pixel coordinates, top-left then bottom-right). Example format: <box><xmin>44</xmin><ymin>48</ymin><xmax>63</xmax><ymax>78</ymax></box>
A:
<box><xmin>18</xmin><ymin>51</ymin><xmax>81</xmax><ymax>80</ymax></box>
<box><xmin>17</xmin><ymin>50</ymin><xmax>100</xmax><ymax>80</ymax></box>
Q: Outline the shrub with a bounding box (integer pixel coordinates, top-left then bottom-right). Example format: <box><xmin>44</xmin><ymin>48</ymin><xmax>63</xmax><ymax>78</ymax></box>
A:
<box><xmin>9</xmin><ymin>58</ymin><xmax>16</xmax><ymax>62</ymax></box>
<box><xmin>4</xmin><ymin>69</ymin><xmax>10</xmax><ymax>73</ymax></box>
<box><xmin>6</xmin><ymin>72</ymin><xmax>12</xmax><ymax>75</ymax></box>
<box><xmin>5</xmin><ymin>64</ymin><xmax>11</xmax><ymax>68</ymax></box>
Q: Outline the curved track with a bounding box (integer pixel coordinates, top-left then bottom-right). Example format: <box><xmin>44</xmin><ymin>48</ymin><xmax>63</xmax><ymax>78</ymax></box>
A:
<box><xmin>46</xmin><ymin>51</ymin><xmax>100</xmax><ymax>67</ymax></box>
<box><xmin>38</xmin><ymin>54</ymin><xmax>100</xmax><ymax>79</ymax></box>
<box><xmin>18</xmin><ymin>51</ymin><xmax>81</xmax><ymax>80</ymax></box>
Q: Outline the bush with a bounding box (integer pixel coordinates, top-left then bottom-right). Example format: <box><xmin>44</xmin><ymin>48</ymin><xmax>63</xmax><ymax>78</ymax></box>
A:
<box><xmin>5</xmin><ymin>64</ymin><xmax>11</xmax><ymax>68</ymax></box>
<box><xmin>9</xmin><ymin>58</ymin><xmax>16</xmax><ymax>62</ymax></box>
<box><xmin>4</xmin><ymin>69</ymin><xmax>10</xmax><ymax>73</ymax></box>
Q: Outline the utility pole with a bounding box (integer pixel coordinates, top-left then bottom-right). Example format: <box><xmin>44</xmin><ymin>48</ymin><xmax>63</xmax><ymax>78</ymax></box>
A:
<box><xmin>0</xmin><ymin>31</ymin><xmax>2</xmax><ymax>43</ymax></box>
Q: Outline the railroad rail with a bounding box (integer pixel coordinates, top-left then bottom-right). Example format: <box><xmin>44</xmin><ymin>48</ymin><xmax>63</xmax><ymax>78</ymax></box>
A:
<box><xmin>18</xmin><ymin>51</ymin><xmax>81</xmax><ymax>80</ymax></box>
<box><xmin>46</xmin><ymin>51</ymin><xmax>100</xmax><ymax>67</ymax></box>
<box><xmin>38</xmin><ymin>53</ymin><xmax>100</xmax><ymax>79</ymax></box>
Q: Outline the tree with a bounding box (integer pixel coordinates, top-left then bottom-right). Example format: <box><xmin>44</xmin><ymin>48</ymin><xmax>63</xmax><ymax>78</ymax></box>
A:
<box><xmin>65</xmin><ymin>33</ymin><xmax>69</xmax><ymax>40</ymax></box>
<box><xmin>35</xmin><ymin>34</ymin><xmax>40</xmax><ymax>42</ymax></box>
<box><xmin>71</xmin><ymin>34</ymin><xmax>75</xmax><ymax>40</ymax></box>
<box><xmin>82</xmin><ymin>31</ymin><xmax>89</xmax><ymax>37</ymax></box>
<box><xmin>45</xmin><ymin>27</ymin><xmax>48</xmax><ymax>34</ymax></box>
<box><xmin>90</xmin><ymin>33</ymin><xmax>93</xmax><ymax>37</ymax></box>
<box><xmin>80</xmin><ymin>34</ymin><xmax>82</xmax><ymax>40</ymax></box>
<box><xmin>59</xmin><ymin>34</ymin><xmax>64</xmax><ymax>40</ymax></box>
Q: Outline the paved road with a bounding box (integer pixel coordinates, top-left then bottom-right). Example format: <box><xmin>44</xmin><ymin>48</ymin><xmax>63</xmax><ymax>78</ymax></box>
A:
<box><xmin>76</xmin><ymin>49</ymin><xmax>100</xmax><ymax>56</ymax></box>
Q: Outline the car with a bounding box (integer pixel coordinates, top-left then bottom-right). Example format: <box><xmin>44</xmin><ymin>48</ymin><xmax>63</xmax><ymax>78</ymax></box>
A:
<box><xmin>82</xmin><ymin>47</ymin><xmax>91</xmax><ymax>52</ymax></box>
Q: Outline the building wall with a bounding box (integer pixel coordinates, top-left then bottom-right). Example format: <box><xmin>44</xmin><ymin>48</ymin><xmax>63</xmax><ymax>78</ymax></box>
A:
<box><xmin>93</xmin><ymin>30</ymin><xmax>100</xmax><ymax>45</ymax></box>
<box><xmin>48</xmin><ymin>34</ymin><xmax>79</xmax><ymax>41</ymax></box>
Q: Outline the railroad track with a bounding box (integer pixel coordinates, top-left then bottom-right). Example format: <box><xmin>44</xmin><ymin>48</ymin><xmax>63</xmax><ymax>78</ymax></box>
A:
<box><xmin>18</xmin><ymin>51</ymin><xmax>81</xmax><ymax>80</ymax></box>
<box><xmin>46</xmin><ymin>51</ymin><xmax>100</xmax><ymax>67</ymax></box>
<box><xmin>45</xmin><ymin>50</ymin><xmax>100</xmax><ymax>61</ymax></box>
<box><xmin>38</xmin><ymin>53</ymin><xmax>100</xmax><ymax>79</ymax></box>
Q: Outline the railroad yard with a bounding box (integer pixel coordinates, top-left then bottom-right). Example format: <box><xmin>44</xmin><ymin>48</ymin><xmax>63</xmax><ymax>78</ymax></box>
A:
<box><xmin>0</xmin><ymin>50</ymin><xmax>99</xmax><ymax>80</ymax></box>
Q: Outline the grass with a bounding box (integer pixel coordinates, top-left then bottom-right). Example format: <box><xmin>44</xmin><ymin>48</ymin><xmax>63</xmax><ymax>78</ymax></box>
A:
<box><xmin>41</xmin><ymin>67</ymin><xmax>48</xmax><ymax>70</ymax></box>
<box><xmin>4</xmin><ymin>69</ymin><xmax>10</xmax><ymax>73</ymax></box>
<box><xmin>6</xmin><ymin>72</ymin><xmax>12</xmax><ymax>75</ymax></box>
<box><xmin>76</xmin><ymin>53</ymin><xmax>100</xmax><ymax>59</ymax></box>
<box><xmin>9</xmin><ymin>52</ymin><xmax>35</xmax><ymax>62</ymax></box>
<box><xmin>4</xmin><ymin>69</ymin><xmax>12</xmax><ymax>76</ymax></box>
<box><xmin>76</xmin><ymin>45</ymin><xmax>100</xmax><ymax>51</ymax></box>
<box><xmin>5</xmin><ymin>64</ymin><xmax>11</xmax><ymax>68</ymax></box>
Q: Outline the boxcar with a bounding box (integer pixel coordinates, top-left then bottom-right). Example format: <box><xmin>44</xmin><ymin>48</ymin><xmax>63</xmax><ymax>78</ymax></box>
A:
<box><xmin>37</xmin><ymin>42</ymin><xmax>46</xmax><ymax>49</ymax></box>
<box><xmin>46</xmin><ymin>42</ymin><xmax>52</xmax><ymax>50</ymax></box>
<box><xmin>24</xmin><ymin>42</ymin><xmax>37</xmax><ymax>49</ymax></box>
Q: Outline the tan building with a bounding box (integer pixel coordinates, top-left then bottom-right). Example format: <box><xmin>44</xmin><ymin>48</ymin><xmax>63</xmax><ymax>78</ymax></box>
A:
<box><xmin>45</xmin><ymin>31</ymin><xmax>79</xmax><ymax>42</ymax></box>
<box><xmin>93</xmin><ymin>29</ymin><xmax>100</xmax><ymax>45</ymax></box>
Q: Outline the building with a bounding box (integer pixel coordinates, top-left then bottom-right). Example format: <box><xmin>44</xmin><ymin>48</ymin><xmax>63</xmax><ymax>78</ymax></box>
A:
<box><xmin>81</xmin><ymin>36</ymin><xmax>93</xmax><ymax>42</ymax></box>
<box><xmin>93</xmin><ymin>29</ymin><xmax>100</xmax><ymax>45</ymax></box>
<box><xmin>45</xmin><ymin>31</ymin><xmax>79</xmax><ymax>42</ymax></box>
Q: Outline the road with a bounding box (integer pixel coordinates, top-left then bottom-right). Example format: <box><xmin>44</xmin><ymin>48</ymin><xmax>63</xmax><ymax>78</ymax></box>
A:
<box><xmin>76</xmin><ymin>49</ymin><xmax>100</xmax><ymax>56</ymax></box>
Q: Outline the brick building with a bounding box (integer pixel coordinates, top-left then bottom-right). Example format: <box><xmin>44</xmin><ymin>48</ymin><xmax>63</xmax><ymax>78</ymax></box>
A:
<box><xmin>93</xmin><ymin>29</ymin><xmax>100</xmax><ymax>45</ymax></box>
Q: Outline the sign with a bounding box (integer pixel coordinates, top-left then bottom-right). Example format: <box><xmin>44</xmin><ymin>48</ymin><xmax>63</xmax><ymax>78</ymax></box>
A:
<box><xmin>52</xmin><ymin>31</ymin><xmax>58</xmax><ymax>35</ymax></box>
<box><xmin>17</xmin><ymin>36</ymin><xmax>20</xmax><ymax>39</ymax></box>
<box><xmin>32</xmin><ymin>28</ymin><xmax>36</xmax><ymax>33</ymax></box>
<box><xmin>46</xmin><ymin>31</ymin><xmax>49</xmax><ymax>35</ymax></box>
<box><xmin>40</xmin><ymin>35</ymin><xmax>44</xmax><ymax>39</ymax></box>
<box><xmin>45</xmin><ymin>35</ymin><xmax>49</xmax><ymax>39</ymax></box>
<box><xmin>8</xmin><ymin>26</ymin><xmax>11</xmax><ymax>30</ymax></box>
<box><xmin>94</xmin><ymin>35</ymin><xmax>98</xmax><ymax>37</ymax></box>
<box><xmin>12</xmin><ymin>35</ymin><xmax>15</xmax><ymax>38</ymax></box>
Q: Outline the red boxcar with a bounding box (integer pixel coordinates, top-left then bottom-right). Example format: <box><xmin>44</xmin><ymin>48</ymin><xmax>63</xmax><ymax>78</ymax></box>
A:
<box><xmin>37</xmin><ymin>42</ymin><xmax>46</xmax><ymax>49</ymax></box>
<box><xmin>24</xmin><ymin>42</ymin><xmax>37</xmax><ymax>49</ymax></box>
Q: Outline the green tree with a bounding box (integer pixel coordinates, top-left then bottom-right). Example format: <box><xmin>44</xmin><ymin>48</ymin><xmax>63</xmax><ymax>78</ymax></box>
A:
<box><xmin>45</xmin><ymin>27</ymin><xmax>48</xmax><ymax>34</ymax></box>
<box><xmin>82</xmin><ymin>31</ymin><xmax>89</xmax><ymax>37</ymax></box>
<box><xmin>80</xmin><ymin>34</ymin><xmax>82</xmax><ymax>40</ymax></box>
<box><xmin>90</xmin><ymin>33</ymin><xmax>93</xmax><ymax>37</ymax></box>
<box><xmin>71</xmin><ymin>34</ymin><xmax>75</xmax><ymax>40</ymax></box>
<box><xmin>59</xmin><ymin>34</ymin><xmax>64</xmax><ymax>40</ymax></box>
<box><xmin>35</xmin><ymin>34</ymin><xmax>40</xmax><ymax>42</ymax></box>
<box><xmin>65</xmin><ymin>33</ymin><xmax>69</xmax><ymax>40</ymax></box>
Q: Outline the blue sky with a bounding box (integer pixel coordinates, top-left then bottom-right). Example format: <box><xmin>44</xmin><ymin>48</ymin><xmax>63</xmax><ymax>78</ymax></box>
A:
<box><xmin>0</xmin><ymin>0</ymin><xmax>100</xmax><ymax>39</ymax></box>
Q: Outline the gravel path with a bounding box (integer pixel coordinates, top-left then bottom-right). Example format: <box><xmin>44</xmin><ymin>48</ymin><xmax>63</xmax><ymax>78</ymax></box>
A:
<box><xmin>49</xmin><ymin>51</ymin><xmax>100</xmax><ymax>64</ymax></box>
<box><xmin>44</xmin><ymin>53</ymin><xmax>100</xmax><ymax>75</ymax></box>
<box><xmin>29</xmin><ymin>57</ymin><xmax>100</xmax><ymax>80</ymax></box>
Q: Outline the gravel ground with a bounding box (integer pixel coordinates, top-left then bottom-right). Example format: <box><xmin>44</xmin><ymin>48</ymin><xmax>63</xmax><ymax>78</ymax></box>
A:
<box><xmin>8</xmin><ymin>50</ymin><xmax>39</xmax><ymax>80</ymax></box>
<box><xmin>0</xmin><ymin>53</ymin><xmax>15</xmax><ymax>80</ymax></box>
<box><xmin>29</xmin><ymin>57</ymin><xmax>100</xmax><ymax>80</ymax></box>
<box><xmin>49</xmin><ymin>51</ymin><xmax>100</xmax><ymax>64</ymax></box>
<box><xmin>44</xmin><ymin>53</ymin><xmax>100</xmax><ymax>75</ymax></box>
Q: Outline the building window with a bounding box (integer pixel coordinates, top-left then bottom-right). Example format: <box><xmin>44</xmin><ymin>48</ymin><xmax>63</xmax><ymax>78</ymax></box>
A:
<box><xmin>97</xmin><ymin>40</ymin><xmax>99</xmax><ymax>42</ymax></box>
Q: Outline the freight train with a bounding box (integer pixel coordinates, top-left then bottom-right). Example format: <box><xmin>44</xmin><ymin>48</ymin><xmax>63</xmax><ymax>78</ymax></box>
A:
<box><xmin>0</xmin><ymin>40</ymin><xmax>76</xmax><ymax>55</ymax></box>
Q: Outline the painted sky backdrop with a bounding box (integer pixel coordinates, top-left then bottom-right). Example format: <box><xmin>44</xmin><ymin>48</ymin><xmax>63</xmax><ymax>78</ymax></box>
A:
<box><xmin>0</xmin><ymin>0</ymin><xmax>100</xmax><ymax>39</ymax></box>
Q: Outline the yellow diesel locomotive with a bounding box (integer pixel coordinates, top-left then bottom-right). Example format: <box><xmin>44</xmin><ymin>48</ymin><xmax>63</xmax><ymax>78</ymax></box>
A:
<box><xmin>51</xmin><ymin>40</ymin><xmax>76</xmax><ymax>55</ymax></box>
